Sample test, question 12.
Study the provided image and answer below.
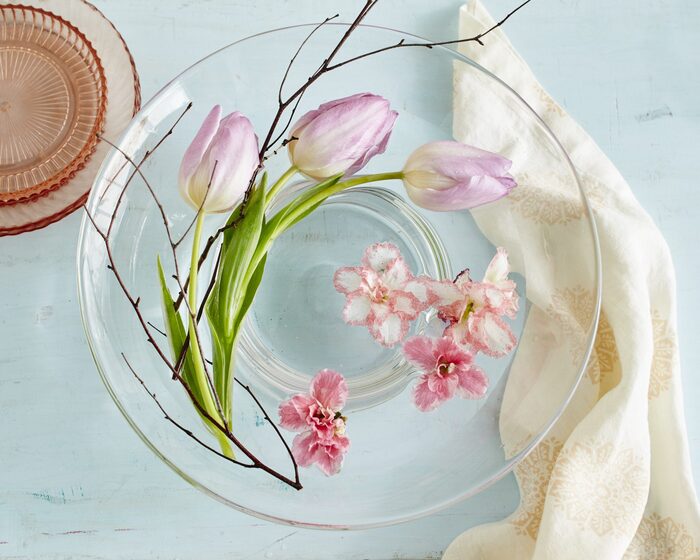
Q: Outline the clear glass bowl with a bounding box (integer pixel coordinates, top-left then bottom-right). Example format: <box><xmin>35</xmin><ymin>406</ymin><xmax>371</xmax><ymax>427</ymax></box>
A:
<box><xmin>77</xmin><ymin>24</ymin><xmax>601</xmax><ymax>529</ymax></box>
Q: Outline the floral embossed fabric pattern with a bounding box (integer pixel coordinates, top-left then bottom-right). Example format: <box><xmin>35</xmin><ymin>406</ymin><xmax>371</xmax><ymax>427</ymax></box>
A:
<box><xmin>443</xmin><ymin>2</ymin><xmax>699</xmax><ymax>559</ymax></box>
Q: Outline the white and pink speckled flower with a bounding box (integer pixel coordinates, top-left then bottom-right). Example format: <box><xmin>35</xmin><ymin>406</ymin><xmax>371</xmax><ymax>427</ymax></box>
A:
<box><xmin>430</xmin><ymin>248</ymin><xmax>518</xmax><ymax>357</ymax></box>
<box><xmin>404</xmin><ymin>335</ymin><xmax>488</xmax><ymax>411</ymax></box>
<box><xmin>334</xmin><ymin>242</ymin><xmax>432</xmax><ymax>347</ymax></box>
<box><xmin>278</xmin><ymin>369</ymin><xmax>350</xmax><ymax>476</ymax></box>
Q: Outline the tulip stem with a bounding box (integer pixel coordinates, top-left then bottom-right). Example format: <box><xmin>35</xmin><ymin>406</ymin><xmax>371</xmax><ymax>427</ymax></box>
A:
<box><xmin>188</xmin><ymin>211</ymin><xmax>234</xmax><ymax>459</ymax></box>
<box><xmin>242</xmin><ymin>170</ymin><xmax>404</xmax><ymax>295</ymax></box>
<box><xmin>331</xmin><ymin>171</ymin><xmax>404</xmax><ymax>192</ymax></box>
<box><xmin>265</xmin><ymin>165</ymin><xmax>298</xmax><ymax>206</ymax></box>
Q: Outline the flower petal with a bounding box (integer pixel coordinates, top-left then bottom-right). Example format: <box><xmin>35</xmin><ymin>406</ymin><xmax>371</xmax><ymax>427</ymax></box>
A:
<box><xmin>314</xmin><ymin>435</ymin><xmax>350</xmax><ymax>476</ymax></box>
<box><xmin>413</xmin><ymin>375</ymin><xmax>439</xmax><ymax>411</ymax></box>
<box><xmin>289</xmin><ymin>93</ymin><xmax>397</xmax><ymax>180</ymax></box>
<box><xmin>412</xmin><ymin>374</ymin><xmax>443</xmax><ymax>412</ymax></box>
<box><xmin>404</xmin><ymin>175</ymin><xmax>515</xmax><ymax>212</ymax></box>
<box><xmin>403</xmin><ymin>277</ymin><xmax>433</xmax><ymax>306</ymax></box>
<box><xmin>310</xmin><ymin>369</ymin><xmax>348</xmax><ymax>410</ymax></box>
<box><xmin>391</xmin><ymin>290</ymin><xmax>421</xmax><ymax>320</ymax></box>
<box><xmin>455</xmin><ymin>364</ymin><xmax>489</xmax><ymax>399</ymax></box>
<box><xmin>179</xmin><ymin>105</ymin><xmax>222</xmax><ymax>185</ymax></box>
<box><xmin>342</xmin><ymin>292</ymin><xmax>372</xmax><ymax>325</ymax></box>
<box><xmin>403</xmin><ymin>335</ymin><xmax>438</xmax><ymax>371</ymax></box>
<box><xmin>434</xmin><ymin>335</ymin><xmax>473</xmax><ymax>366</ymax></box>
<box><xmin>469</xmin><ymin>311</ymin><xmax>517</xmax><ymax>357</ymax></box>
<box><xmin>278</xmin><ymin>394</ymin><xmax>315</xmax><ymax>431</ymax></box>
<box><xmin>362</xmin><ymin>242</ymin><xmax>401</xmax><ymax>272</ymax></box>
<box><xmin>291</xmin><ymin>430</ymin><xmax>320</xmax><ymax>467</ymax></box>
<box><xmin>333</xmin><ymin>267</ymin><xmax>364</xmax><ymax>294</ymax></box>
<box><xmin>444</xmin><ymin>320</ymin><xmax>470</xmax><ymax>347</ymax></box>
<box><xmin>428</xmin><ymin>279</ymin><xmax>463</xmax><ymax>308</ymax></box>
<box><xmin>369</xmin><ymin>312</ymin><xmax>408</xmax><ymax>347</ymax></box>
<box><xmin>381</xmin><ymin>257</ymin><xmax>411</xmax><ymax>289</ymax></box>
<box><xmin>483</xmin><ymin>247</ymin><xmax>510</xmax><ymax>284</ymax></box>
<box><xmin>429</xmin><ymin>280</ymin><xmax>465</xmax><ymax>322</ymax></box>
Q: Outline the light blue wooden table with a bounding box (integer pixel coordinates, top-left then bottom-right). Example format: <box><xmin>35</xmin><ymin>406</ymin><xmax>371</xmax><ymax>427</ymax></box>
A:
<box><xmin>1</xmin><ymin>1</ymin><xmax>698</xmax><ymax>558</ymax></box>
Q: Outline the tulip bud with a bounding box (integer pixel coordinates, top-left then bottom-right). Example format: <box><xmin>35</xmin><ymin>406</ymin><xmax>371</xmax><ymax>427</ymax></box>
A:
<box><xmin>179</xmin><ymin>105</ymin><xmax>260</xmax><ymax>214</ymax></box>
<box><xmin>288</xmin><ymin>93</ymin><xmax>398</xmax><ymax>180</ymax></box>
<box><xmin>402</xmin><ymin>141</ymin><xmax>516</xmax><ymax>212</ymax></box>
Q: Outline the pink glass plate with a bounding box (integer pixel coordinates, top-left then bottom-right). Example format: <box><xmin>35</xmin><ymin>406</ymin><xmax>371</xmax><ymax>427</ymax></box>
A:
<box><xmin>0</xmin><ymin>0</ymin><xmax>140</xmax><ymax>236</ymax></box>
<box><xmin>0</xmin><ymin>5</ymin><xmax>107</xmax><ymax>205</ymax></box>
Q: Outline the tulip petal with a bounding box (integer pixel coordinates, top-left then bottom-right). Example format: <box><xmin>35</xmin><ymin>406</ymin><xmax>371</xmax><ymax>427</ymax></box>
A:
<box><xmin>179</xmin><ymin>105</ymin><xmax>222</xmax><ymax>185</ymax></box>
<box><xmin>403</xmin><ymin>140</ymin><xmax>517</xmax><ymax>212</ymax></box>
<box><xmin>197</xmin><ymin>113</ymin><xmax>259</xmax><ymax>213</ymax></box>
<box><xmin>405</xmin><ymin>174</ymin><xmax>515</xmax><ymax>212</ymax></box>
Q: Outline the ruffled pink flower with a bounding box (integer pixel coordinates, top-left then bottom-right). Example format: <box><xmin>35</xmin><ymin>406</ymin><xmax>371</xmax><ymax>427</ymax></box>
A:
<box><xmin>430</xmin><ymin>248</ymin><xmax>518</xmax><ymax>357</ymax></box>
<box><xmin>334</xmin><ymin>242</ymin><xmax>432</xmax><ymax>347</ymax></box>
<box><xmin>404</xmin><ymin>335</ymin><xmax>488</xmax><ymax>411</ymax></box>
<box><xmin>278</xmin><ymin>369</ymin><xmax>350</xmax><ymax>476</ymax></box>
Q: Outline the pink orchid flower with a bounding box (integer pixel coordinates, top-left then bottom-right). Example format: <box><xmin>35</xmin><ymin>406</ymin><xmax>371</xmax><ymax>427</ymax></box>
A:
<box><xmin>334</xmin><ymin>243</ymin><xmax>432</xmax><ymax>347</ymax></box>
<box><xmin>278</xmin><ymin>369</ymin><xmax>350</xmax><ymax>476</ymax></box>
<box><xmin>430</xmin><ymin>248</ymin><xmax>518</xmax><ymax>357</ymax></box>
<box><xmin>404</xmin><ymin>335</ymin><xmax>488</xmax><ymax>411</ymax></box>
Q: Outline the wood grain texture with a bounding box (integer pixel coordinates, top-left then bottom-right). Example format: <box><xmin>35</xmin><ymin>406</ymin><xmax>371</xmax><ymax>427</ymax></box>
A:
<box><xmin>0</xmin><ymin>0</ymin><xmax>697</xmax><ymax>558</ymax></box>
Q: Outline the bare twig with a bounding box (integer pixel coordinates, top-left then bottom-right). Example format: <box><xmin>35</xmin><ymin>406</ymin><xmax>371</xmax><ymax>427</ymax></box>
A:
<box><xmin>325</xmin><ymin>0</ymin><xmax>533</xmax><ymax>71</ymax></box>
<box><xmin>235</xmin><ymin>378</ymin><xmax>300</xmax><ymax>483</ymax></box>
<box><xmin>124</xmin><ymin>354</ymin><xmax>254</xmax><ymax>468</ymax></box>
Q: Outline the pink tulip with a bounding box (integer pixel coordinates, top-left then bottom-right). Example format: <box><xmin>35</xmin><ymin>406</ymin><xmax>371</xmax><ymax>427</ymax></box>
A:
<box><xmin>288</xmin><ymin>93</ymin><xmax>398</xmax><ymax>180</ymax></box>
<box><xmin>179</xmin><ymin>105</ymin><xmax>259</xmax><ymax>214</ymax></box>
<box><xmin>402</xmin><ymin>141</ymin><xmax>516</xmax><ymax>211</ymax></box>
<box><xmin>278</xmin><ymin>369</ymin><xmax>350</xmax><ymax>476</ymax></box>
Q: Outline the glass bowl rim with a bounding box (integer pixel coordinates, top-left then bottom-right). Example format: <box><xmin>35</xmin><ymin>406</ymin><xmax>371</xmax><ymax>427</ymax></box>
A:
<box><xmin>77</xmin><ymin>22</ymin><xmax>602</xmax><ymax>530</ymax></box>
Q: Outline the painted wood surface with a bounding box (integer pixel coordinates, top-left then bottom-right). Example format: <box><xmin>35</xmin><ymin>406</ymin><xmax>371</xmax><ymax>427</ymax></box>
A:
<box><xmin>1</xmin><ymin>0</ymin><xmax>698</xmax><ymax>558</ymax></box>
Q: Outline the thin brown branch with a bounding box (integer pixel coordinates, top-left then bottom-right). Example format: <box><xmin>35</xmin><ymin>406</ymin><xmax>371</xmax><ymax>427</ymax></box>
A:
<box><xmin>123</xmin><ymin>353</ymin><xmax>254</xmax><ymax>468</ymax></box>
<box><xmin>325</xmin><ymin>0</ymin><xmax>533</xmax><ymax>71</ymax></box>
<box><xmin>234</xmin><ymin>378</ymin><xmax>300</xmax><ymax>484</ymax></box>
<box><xmin>277</xmin><ymin>14</ymin><xmax>339</xmax><ymax>105</ymax></box>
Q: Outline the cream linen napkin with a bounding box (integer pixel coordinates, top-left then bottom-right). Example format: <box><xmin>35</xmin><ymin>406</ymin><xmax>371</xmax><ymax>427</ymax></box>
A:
<box><xmin>444</xmin><ymin>1</ymin><xmax>700</xmax><ymax>558</ymax></box>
